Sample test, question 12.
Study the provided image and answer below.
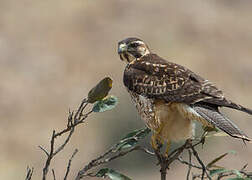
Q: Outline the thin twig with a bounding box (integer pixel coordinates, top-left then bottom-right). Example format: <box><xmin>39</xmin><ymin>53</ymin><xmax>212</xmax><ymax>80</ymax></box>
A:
<box><xmin>101</xmin><ymin>146</ymin><xmax>140</xmax><ymax>164</ymax></box>
<box><xmin>80</xmin><ymin>110</ymin><xmax>93</xmax><ymax>121</ymax></box>
<box><xmin>64</xmin><ymin>149</ymin><xmax>78</xmax><ymax>180</ymax></box>
<box><xmin>52</xmin><ymin>169</ymin><xmax>56</xmax><ymax>180</ymax></box>
<box><xmin>177</xmin><ymin>157</ymin><xmax>201</xmax><ymax>170</ymax></box>
<box><xmin>186</xmin><ymin>149</ymin><xmax>192</xmax><ymax>180</ymax></box>
<box><xmin>75</xmin><ymin>146</ymin><xmax>141</xmax><ymax>180</ymax></box>
<box><xmin>53</xmin><ymin>128</ymin><xmax>74</xmax><ymax>156</ymax></box>
<box><xmin>38</xmin><ymin>146</ymin><xmax>49</xmax><ymax>157</ymax></box>
<box><xmin>190</xmin><ymin>145</ymin><xmax>211</xmax><ymax>180</ymax></box>
<box><xmin>54</xmin><ymin>109</ymin><xmax>91</xmax><ymax>138</ymax></box>
<box><xmin>38</xmin><ymin>98</ymin><xmax>91</xmax><ymax>180</ymax></box>
<box><xmin>25</xmin><ymin>166</ymin><xmax>34</xmax><ymax>180</ymax></box>
<box><xmin>74</xmin><ymin>98</ymin><xmax>87</xmax><ymax>122</ymax></box>
<box><xmin>79</xmin><ymin>101</ymin><xmax>88</xmax><ymax>118</ymax></box>
<box><xmin>42</xmin><ymin>130</ymin><xmax>56</xmax><ymax>180</ymax></box>
<box><xmin>75</xmin><ymin>128</ymin><xmax>152</xmax><ymax>179</ymax></box>
<box><xmin>166</xmin><ymin>140</ymin><xmax>191</xmax><ymax>167</ymax></box>
<box><xmin>167</xmin><ymin>139</ymin><xmax>192</xmax><ymax>159</ymax></box>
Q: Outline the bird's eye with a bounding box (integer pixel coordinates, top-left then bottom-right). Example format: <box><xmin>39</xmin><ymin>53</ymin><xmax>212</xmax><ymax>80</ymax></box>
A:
<box><xmin>130</xmin><ymin>43</ymin><xmax>138</xmax><ymax>48</ymax></box>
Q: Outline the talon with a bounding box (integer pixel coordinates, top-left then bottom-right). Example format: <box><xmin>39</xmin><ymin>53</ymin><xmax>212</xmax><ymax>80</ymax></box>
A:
<box><xmin>151</xmin><ymin>133</ymin><xmax>163</xmax><ymax>150</ymax></box>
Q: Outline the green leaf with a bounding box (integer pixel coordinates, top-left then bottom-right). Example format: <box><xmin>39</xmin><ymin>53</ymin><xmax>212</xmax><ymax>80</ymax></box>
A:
<box><xmin>96</xmin><ymin>168</ymin><xmax>132</xmax><ymax>180</ymax></box>
<box><xmin>92</xmin><ymin>96</ymin><xmax>118</xmax><ymax>112</ymax></box>
<box><xmin>227</xmin><ymin>178</ymin><xmax>247</xmax><ymax>180</ymax></box>
<box><xmin>206</xmin><ymin>131</ymin><xmax>229</xmax><ymax>138</ymax></box>
<box><xmin>122</xmin><ymin>127</ymin><xmax>151</xmax><ymax>140</ymax></box>
<box><xmin>114</xmin><ymin>127</ymin><xmax>151</xmax><ymax>151</ymax></box>
<box><xmin>203</xmin><ymin>126</ymin><xmax>219</xmax><ymax>132</ymax></box>
<box><xmin>116</xmin><ymin>139</ymin><xmax>138</xmax><ymax>151</ymax></box>
<box><xmin>210</xmin><ymin>168</ymin><xmax>230</xmax><ymax>177</ymax></box>
<box><xmin>207</xmin><ymin>150</ymin><xmax>236</xmax><ymax>168</ymax></box>
<box><xmin>88</xmin><ymin>77</ymin><xmax>113</xmax><ymax>103</ymax></box>
<box><xmin>232</xmin><ymin>169</ymin><xmax>243</xmax><ymax>178</ymax></box>
<box><xmin>96</xmin><ymin>168</ymin><xmax>109</xmax><ymax>177</ymax></box>
<box><xmin>207</xmin><ymin>152</ymin><xmax>228</xmax><ymax>168</ymax></box>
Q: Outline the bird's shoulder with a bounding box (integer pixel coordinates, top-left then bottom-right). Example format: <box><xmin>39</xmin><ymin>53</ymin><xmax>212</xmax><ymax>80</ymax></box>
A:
<box><xmin>123</xmin><ymin>53</ymin><xmax>224</xmax><ymax>103</ymax></box>
<box><xmin>124</xmin><ymin>53</ymin><xmax>199</xmax><ymax>89</ymax></box>
<box><xmin>126</xmin><ymin>54</ymin><xmax>188</xmax><ymax>77</ymax></box>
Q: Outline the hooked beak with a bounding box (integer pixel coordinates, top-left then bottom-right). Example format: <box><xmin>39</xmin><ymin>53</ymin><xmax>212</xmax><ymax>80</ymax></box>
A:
<box><xmin>118</xmin><ymin>43</ymin><xmax>127</xmax><ymax>54</ymax></box>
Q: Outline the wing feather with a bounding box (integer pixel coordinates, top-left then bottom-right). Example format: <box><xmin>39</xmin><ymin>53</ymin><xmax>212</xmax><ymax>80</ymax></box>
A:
<box><xmin>124</xmin><ymin>53</ymin><xmax>252</xmax><ymax>115</ymax></box>
<box><xmin>193</xmin><ymin>104</ymin><xmax>251</xmax><ymax>141</ymax></box>
<box><xmin>123</xmin><ymin>53</ymin><xmax>252</xmax><ymax>141</ymax></box>
<box><xmin>124</xmin><ymin>54</ymin><xmax>224</xmax><ymax>104</ymax></box>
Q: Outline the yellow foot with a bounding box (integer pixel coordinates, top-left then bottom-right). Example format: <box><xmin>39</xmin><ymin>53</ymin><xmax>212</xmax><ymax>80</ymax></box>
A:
<box><xmin>164</xmin><ymin>140</ymin><xmax>171</xmax><ymax>157</ymax></box>
<box><xmin>151</xmin><ymin>134</ymin><xmax>157</xmax><ymax>150</ymax></box>
<box><xmin>151</xmin><ymin>133</ymin><xmax>162</xmax><ymax>150</ymax></box>
<box><xmin>151</xmin><ymin>123</ymin><xmax>165</xmax><ymax>150</ymax></box>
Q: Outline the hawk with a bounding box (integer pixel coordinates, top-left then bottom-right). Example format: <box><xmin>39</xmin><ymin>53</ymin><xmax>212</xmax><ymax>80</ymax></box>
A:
<box><xmin>118</xmin><ymin>37</ymin><xmax>252</xmax><ymax>153</ymax></box>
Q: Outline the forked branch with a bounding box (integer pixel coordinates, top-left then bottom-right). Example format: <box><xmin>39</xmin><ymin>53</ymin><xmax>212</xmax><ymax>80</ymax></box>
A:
<box><xmin>38</xmin><ymin>98</ymin><xmax>92</xmax><ymax>180</ymax></box>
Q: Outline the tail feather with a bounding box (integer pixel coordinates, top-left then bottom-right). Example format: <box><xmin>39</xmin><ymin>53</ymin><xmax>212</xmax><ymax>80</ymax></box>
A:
<box><xmin>193</xmin><ymin>104</ymin><xmax>251</xmax><ymax>141</ymax></box>
<box><xmin>203</xmin><ymin>98</ymin><xmax>252</xmax><ymax>115</ymax></box>
<box><xmin>225</xmin><ymin>101</ymin><xmax>252</xmax><ymax>115</ymax></box>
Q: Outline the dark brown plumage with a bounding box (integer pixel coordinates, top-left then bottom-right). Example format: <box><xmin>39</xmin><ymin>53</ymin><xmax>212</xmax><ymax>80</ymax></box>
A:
<box><xmin>119</xmin><ymin>37</ymin><xmax>252</xmax><ymax>144</ymax></box>
<box><xmin>123</xmin><ymin>53</ymin><xmax>252</xmax><ymax>115</ymax></box>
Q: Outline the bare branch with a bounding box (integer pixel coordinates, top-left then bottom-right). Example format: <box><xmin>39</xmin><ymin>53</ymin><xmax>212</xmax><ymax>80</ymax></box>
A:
<box><xmin>52</xmin><ymin>169</ymin><xmax>56</xmax><ymax>180</ymax></box>
<box><xmin>186</xmin><ymin>150</ymin><xmax>192</xmax><ymax>180</ymax></box>
<box><xmin>38</xmin><ymin>146</ymin><xmax>49</xmax><ymax>157</ymax></box>
<box><xmin>38</xmin><ymin>98</ymin><xmax>92</xmax><ymax>180</ymax></box>
<box><xmin>64</xmin><ymin>149</ymin><xmax>78</xmax><ymax>180</ymax></box>
<box><xmin>25</xmin><ymin>166</ymin><xmax>34</xmax><ymax>180</ymax></box>
<box><xmin>190</xmin><ymin>143</ymin><xmax>212</xmax><ymax>180</ymax></box>
<box><xmin>53</xmin><ymin>128</ymin><xmax>74</xmax><ymax>156</ymax></box>
<box><xmin>74</xmin><ymin>99</ymin><xmax>87</xmax><ymax>120</ymax></box>
<box><xmin>177</xmin><ymin>156</ymin><xmax>201</xmax><ymax>170</ymax></box>
<box><xmin>42</xmin><ymin>130</ymin><xmax>56</xmax><ymax>180</ymax></box>
<box><xmin>75</xmin><ymin>146</ymin><xmax>142</xmax><ymax>180</ymax></box>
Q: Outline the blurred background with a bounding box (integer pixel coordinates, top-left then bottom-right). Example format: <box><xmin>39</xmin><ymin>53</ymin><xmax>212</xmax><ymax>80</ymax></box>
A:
<box><xmin>1</xmin><ymin>0</ymin><xmax>252</xmax><ymax>179</ymax></box>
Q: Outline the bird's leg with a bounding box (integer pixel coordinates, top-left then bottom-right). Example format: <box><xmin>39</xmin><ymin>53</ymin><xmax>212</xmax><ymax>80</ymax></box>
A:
<box><xmin>151</xmin><ymin>133</ymin><xmax>158</xmax><ymax>150</ymax></box>
<box><xmin>151</xmin><ymin>124</ymin><xmax>164</xmax><ymax>150</ymax></box>
<box><xmin>164</xmin><ymin>140</ymin><xmax>171</xmax><ymax>157</ymax></box>
<box><xmin>151</xmin><ymin>132</ymin><xmax>163</xmax><ymax>150</ymax></box>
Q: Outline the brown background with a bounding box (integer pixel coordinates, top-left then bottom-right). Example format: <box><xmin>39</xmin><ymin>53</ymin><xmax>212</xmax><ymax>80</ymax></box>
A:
<box><xmin>0</xmin><ymin>0</ymin><xmax>252</xmax><ymax>179</ymax></box>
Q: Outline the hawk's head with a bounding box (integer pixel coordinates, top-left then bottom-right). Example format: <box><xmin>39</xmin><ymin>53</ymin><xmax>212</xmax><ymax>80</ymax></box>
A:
<box><xmin>118</xmin><ymin>37</ymin><xmax>150</xmax><ymax>63</ymax></box>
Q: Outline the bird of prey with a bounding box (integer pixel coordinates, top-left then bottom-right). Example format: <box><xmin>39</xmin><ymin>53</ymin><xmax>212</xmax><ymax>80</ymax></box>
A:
<box><xmin>118</xmin><ymin>37</ymin><xmax>252</xmax><ymax>153</ymax></box>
